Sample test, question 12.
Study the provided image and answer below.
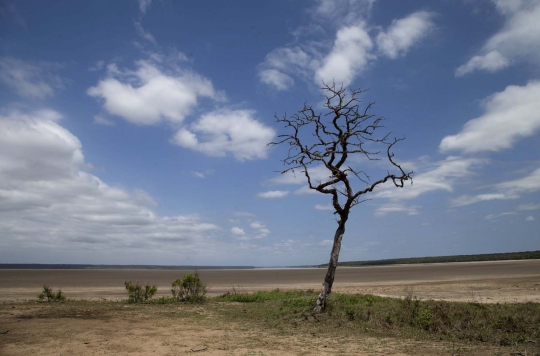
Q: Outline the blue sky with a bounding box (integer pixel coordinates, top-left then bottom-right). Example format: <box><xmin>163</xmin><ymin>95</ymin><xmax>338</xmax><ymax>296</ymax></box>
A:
<box><xmin>0</xmin><ymin>0</ymin><xmax>539</xmax><ymax>266</ymax></box>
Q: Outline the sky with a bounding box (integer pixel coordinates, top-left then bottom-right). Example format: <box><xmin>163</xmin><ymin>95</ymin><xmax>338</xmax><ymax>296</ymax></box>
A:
<box><xmin>0</xmin><ymin>0</ymin><xmax>539</xmax><ymax>267</ymax></box>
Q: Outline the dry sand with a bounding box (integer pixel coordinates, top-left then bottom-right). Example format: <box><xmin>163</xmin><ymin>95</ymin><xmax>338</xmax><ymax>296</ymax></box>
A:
<box><xmin>1</xmin><ymin>259</ymin><xmax>539</xmax><ymax>303</ymax></box>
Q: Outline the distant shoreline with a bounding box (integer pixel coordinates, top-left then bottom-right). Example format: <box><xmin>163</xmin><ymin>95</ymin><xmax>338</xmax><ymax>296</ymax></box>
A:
<box><xmin>0</xmin><ymin>264</ymin><xmax>256</xmax><ymax>270</ymax></box>
<box><xmin>318</xmin><ymin>250</ymin><xmax>540</xmax><ymax>268</ymax></box>
<box><xmin>2</xmin><ymin>250</ymin><xmax>539</xmax><ymax>269</ymax></box>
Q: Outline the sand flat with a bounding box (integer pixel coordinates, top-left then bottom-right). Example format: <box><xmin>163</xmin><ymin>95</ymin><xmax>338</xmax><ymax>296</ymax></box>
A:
<box><xmin>1</xmin><ymin>259</ymin><xmax>539</xmax><ymax>302</ymax></box>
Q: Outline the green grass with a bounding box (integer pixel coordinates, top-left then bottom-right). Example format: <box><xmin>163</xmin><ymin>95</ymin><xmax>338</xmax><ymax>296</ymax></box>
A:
<box><xmin>215</xmin><ymin>288</ymin><xmax>316</xmax><ymax>303</ymax></box>
<box><xmin>212</xmin><ymin>290</ymin><xmax>540</xmax><ymax>349</ymax></box>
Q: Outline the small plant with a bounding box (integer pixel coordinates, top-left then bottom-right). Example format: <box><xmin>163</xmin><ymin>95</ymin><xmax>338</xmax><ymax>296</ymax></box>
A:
<box><xmin>171</xmin><ymin>272</ymin><xmax>207</xmax><ymax>303</ymax></box>
<box><xmin>38</xmin><ymin>285</ymin><xmax>65</xmax><ymax>302</ymax></box>
<box><xmin>124</xmin><ymin>281</ymin><xmax>157</xmax><ymax>303</ymax></box>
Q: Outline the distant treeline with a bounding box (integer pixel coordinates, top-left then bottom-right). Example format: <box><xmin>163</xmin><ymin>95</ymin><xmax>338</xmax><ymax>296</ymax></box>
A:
<box><xmin>318</xmin><ymin>250</ymin><xmax>540</xmax><ymax>268</ymax></box>
<box><xmin>0</xmin><ymin>264</ymin><xmax>255</xmax><ymax>270</ymax></box>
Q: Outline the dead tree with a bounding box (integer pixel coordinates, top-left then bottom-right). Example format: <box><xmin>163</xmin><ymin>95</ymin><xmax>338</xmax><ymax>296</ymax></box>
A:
<box><xmin>269</xmin><ymin>83</ymin><xmax>413</xmax><ymax>312</ymax></box>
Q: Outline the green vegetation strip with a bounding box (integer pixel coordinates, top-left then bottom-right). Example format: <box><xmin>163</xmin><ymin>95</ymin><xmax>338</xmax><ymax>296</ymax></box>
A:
<box><xmin>214</xmin><ymin>290</ymin><xmax>539</xmax><ymax>348</ymax></box>
<box><xmin>320</xmin><ymin>250</ymin><xmax>540</xmax><ymax>267</ymax></box>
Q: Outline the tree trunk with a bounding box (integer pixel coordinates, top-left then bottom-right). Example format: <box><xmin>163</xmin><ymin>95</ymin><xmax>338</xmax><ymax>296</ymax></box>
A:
<box><xmin>313</xmin><ymin>216</ymin><xmax>347</xmax><ymax>312</ymax></box>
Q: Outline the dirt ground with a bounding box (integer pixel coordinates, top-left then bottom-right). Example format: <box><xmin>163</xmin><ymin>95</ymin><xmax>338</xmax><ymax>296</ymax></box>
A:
<box><xmin>1</xmin><ymin>261</ymin><xmax>539</xmax><ymax>355</ymax></box>
<box><xmin>0</xmin><ymin>302</ymin><xmax>526</xmax><ymax>356</ymax></box>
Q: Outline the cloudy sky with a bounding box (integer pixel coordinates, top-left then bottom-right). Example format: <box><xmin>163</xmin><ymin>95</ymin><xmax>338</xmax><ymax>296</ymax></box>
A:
<box><xmin>1</xmin><ymin>0</ymin><xmax>539</xmax><ymax>266</ymax></box>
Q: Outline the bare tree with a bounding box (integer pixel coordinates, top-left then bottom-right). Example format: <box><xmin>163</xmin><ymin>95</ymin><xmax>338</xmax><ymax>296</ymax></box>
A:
<box><xmin>269</xmin><ymin>83</ymin><xmax>413</xmax><ymax>312</ymax></box>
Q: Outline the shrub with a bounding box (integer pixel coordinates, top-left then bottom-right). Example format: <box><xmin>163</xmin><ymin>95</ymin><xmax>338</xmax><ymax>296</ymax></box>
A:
<box><xmin>171</xmin><ymin>272</ymin><xmax>207</xmax><ymax>303</ymax></box>
<box><xmin>124</xmin><ymin>281</ymin><xmax>157</xmax><ymax>303</ymax></box>
<box><xmin>38</xmin><ymin>285</ymin><xmax>65</xmax><ymax>302</ymax></box>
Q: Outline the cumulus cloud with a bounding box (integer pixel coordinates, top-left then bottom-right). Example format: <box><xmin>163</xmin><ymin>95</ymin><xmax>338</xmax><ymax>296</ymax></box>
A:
<box><xmin>0</xmin><ymin>109</ymin><xmax>220</xmax><ymax>257</ymax></box>
<box><xmin>259</xmin><ymin>10</ymin><xmax>434</xmax><ymax>90</ymax></box>
<box><xmin>231</xmin><ymin>222</ymin><xmax>270</xmax><ymax>240</ymax></box>
<box><xmin>230</xmin><ymin>227</ymin><xmax>246</xmax><ymax>237</ymax></box>
<box><xmin>87</xmin><ymin>60</ymin><xmax>218</xmax><ymax>125</ymax></box>
<box><xmin>457</xmin><ymin>0</ymin><xmax>540</xmax><ymax>75</ymax></box>
<box><xmin>0</xmin><ymin>57</ymin><xmax>64</xmax><ymax>99</ymax></box>
<box><xmin>256</xmin><ymin>190</ymin><xmax>289</xmax><ymax>198</ymax></box>
<box><xmin>440</xmin><ymin>81</ymin><xmax>540</xmax><ymax>153</ymax></box>
<box><xmin>171</xmin><ymin>109</ymin><xmax>275</xmax><ymax>161</ymax></box>
<box><xmin>376</xmin><ymin>11</ymin><xmax>436</xmax><ymax>59</ymax></box>
<box><xmin>526</xmin><ymin>216</ymin><xmax>535</xmax><ymax>221</ymax></box>
<box><xmin>315</xmin><ymin>23</ymin><xmax>373</xmax><ymax>86</ymax></box>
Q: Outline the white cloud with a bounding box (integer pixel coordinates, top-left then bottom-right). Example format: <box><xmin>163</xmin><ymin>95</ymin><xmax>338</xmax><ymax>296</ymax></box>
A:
<box><xmin>192</xmin><ymin>171</ymin><xmax>205</xmax><ymax>178</ymax></box>
<box><xmin>88</xmin><ymin>60</ymin><xmax>105</xmax><ymax>72</ymax></box>
<box><xmin>257</xmin><ymin>46</ymin><xmax>320</xmax><ymax>91</ymax></box>
<box><xmin>258</xmin><ymin>69</ymin><xmax>294</xmax><ymax>91</ymax></box>
<box><xmin>231</xmin><ymin>223</ymin><xmax>269</xmax><ymax>240</ymax></box>
<box><xmin>516</xmin><ymin>203</ymin><xmax>540</xmax><ymax>211</ymax></box>
<box><xmin>451</xmin><ymin>193</ymin><xmax>518</xmax><ymax>207</ymax></box>
<box><xmin>496</xmin><ymin>167</ymin><xmax>540</xmax><ymax>193</ymax></box>
<box><xmin>455</xmin><ymin>50</ymin><xmax>510</xmax><ymax>77</ymax></box>
<box><xmin>250</xmin><ymin>222</ymin><xmax>265</xmax><ymax>229</ymax></box>
<box><xmin>138</xmin><ymin>0</ymin><xmax>151</xmax><ymax>14</ymax></box>
<box><xmin>315</xmin><ymin>23</ymin><xmax>373</xmax><ymax>86</ymax></box>
<box><xmin>376</xmin><ymin>11</ymin><xmax>436</xmax><ymax>59</ymax></box>
<box><xmin>230</xmin><ymin>227</ymin><xmax>246</xmax><ymax>236</ymax></box>
<box><xmin>312</xmin><ymin>0</ymin><xmax>376</xmax><ymax>23</ymax></box>
<box><xmin>172</xmin><ymin>109</ymin><xmax>275</xmax><ymax>161</ymax></box>
<box><xmin>93</xmin><ymin>115</ymin><xmax>115</xmax><ymax>126</ymax></box>
<box><xmin>375</xmin><ymin>156</ymin><xmax>485</xmax><ymax>200</ymax></box>
<box><xmin>0</xmin><ymin>57</ymin><xmax>63</xmax><ymax>99</ymax></box>
<box><xmin>440</xmin><ymin>81</ymin><xmax>540</xmax><ymax>153</ymax></box>
<box><xmin>457</xmin><ymin>0</ymin><xmax>540</xmax><ymax>75</ymax></box>
<box><xmin>259</xmin><ymin>9</ymin><xmax>433</xmax><ymax>89</ymax></box>
<box><xmin>318</xmin><ymin>239</ymin><xmax>333</xmax><ymax>246</ymax></box>
<box><xmin>374</xmin><ymin>202</ymin><xmax>420</xmax><ymax>216</ymax></box>
<box><xmin>87</xmin><ymin>60</ymin><xmax>218</xmax><ymax>125</ymax></box>
<box><xmin>256</xmin><ymin>190</ymin><xmax>289</xmax><ymax>198</ymax></box>
<box><xmin>485</xmin><ymin>211</ymin><xmax>518</xmax><ymax>220</ymax></box>
<box><xmin>134</xmin><ymin>21</ymin><xmax>156</xmax><ymax>44</ymax></box>
<box><xmin>314</xmin><ymin>204</ymin><xmax>334</xmax><ymax>210</ymax></box>
<box><xmin>0</xmin><ymin>109</ymin><xmax>221</xmax><ymax>256</ymax></box>
<box><xmin>451</xmin><ymin>167</ymin><xmax>540</xmax><ymax>206</ymax></box>
<box><xmin>526</xmin><ymin>215</ymin><xmax>535</xmax><ymax>221</ymax></box>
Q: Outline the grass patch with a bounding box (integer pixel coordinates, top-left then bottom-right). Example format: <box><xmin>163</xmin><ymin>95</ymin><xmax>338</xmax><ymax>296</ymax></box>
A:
<box><xmin>216</xmin><ymin>288</ymin><xmax>317</xmax><ymax>303</ymax></box>
<box><xmin>213</xmin><ymin>289</ymin><xmax>540</xmax><ymax>349</ymax></box>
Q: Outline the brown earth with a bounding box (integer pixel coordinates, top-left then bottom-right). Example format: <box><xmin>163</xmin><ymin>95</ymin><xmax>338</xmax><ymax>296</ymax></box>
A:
<box><xmin>0</xmin><ymin>260</ymin><xmax>539</xmax><ymax>355</ymax></box>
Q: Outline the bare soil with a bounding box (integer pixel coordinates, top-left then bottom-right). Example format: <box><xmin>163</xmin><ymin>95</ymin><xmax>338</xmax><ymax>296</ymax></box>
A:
<box><xmin>1</xmin><ymin>260</ymin><xmax>539</xmax><ymax>355</ymax></box>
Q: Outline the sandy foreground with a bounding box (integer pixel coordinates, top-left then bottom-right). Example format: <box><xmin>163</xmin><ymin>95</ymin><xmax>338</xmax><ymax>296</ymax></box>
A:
<box><xmin>1</xmin><ymin>260</ymin><xmax>539</xmax><ymax>355</ymax></box>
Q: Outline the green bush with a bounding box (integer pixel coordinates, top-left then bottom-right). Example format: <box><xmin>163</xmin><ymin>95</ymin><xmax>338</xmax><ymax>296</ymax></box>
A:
<box><xmin>171</xmin><ymin>272</ymin><xmax>207</xmax><ymax>303</ymax></box>
<box><xmin>124</xmin><ymin>281</ymin><xmax>157</xmax><ymax>303</ymax></box>
<box><xmin>38</xmin><ymin>285</ymin><xmax>65</xmax><ymax>302</ymax></box>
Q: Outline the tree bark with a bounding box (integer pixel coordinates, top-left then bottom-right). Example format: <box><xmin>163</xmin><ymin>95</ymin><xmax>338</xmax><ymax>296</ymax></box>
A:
<box><xmin>313</xmin><ymin>216</ymin><xmax>347</xmax><ymax>312</ymax></box>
